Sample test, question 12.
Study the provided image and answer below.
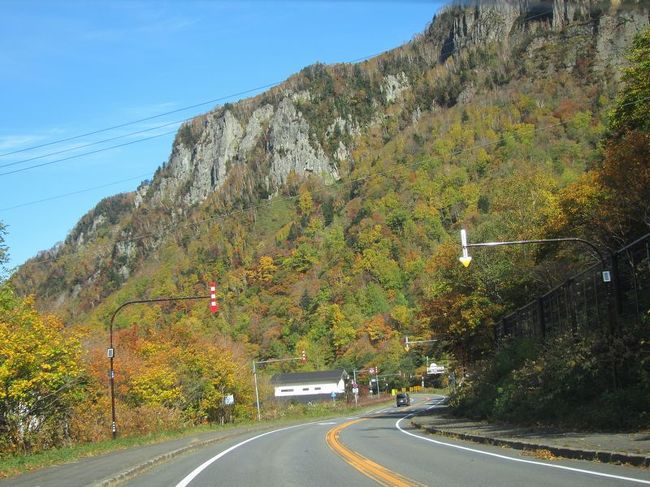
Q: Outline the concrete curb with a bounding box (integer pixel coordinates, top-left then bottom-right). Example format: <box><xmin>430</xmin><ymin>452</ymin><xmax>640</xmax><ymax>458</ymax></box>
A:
<box><xmin>410</xmin><ymin>420</ymin><xmax>650</xmax><ymax>468</ymax></box>
<box><xmin>94</xmin><ymin>426</ymin><xmax>271</xmax><ymax>487</ymax></box>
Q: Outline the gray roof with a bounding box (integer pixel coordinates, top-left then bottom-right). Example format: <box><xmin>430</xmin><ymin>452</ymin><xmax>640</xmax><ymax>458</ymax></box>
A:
<box><xmin>270</xmin><ymin>369</ymin><xmax>348</xmax><ymax>385</ymax></box>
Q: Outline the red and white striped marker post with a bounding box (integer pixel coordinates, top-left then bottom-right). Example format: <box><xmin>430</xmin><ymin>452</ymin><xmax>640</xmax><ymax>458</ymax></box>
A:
<box><xmin>209</xmin><ymin>282</ymin><xmax>219</xmax><ymax>314</ymax></box>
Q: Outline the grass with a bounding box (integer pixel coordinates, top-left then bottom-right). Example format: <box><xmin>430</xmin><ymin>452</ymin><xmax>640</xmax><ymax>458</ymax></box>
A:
<box><xmin>0</xmin><ymin>395</ymin><xmax>397</xmax><ymax>479</ymax></box>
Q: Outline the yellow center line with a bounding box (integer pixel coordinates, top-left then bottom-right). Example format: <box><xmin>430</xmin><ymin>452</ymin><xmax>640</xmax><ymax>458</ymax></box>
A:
<box><xmin>326</xmin><ymin>418</ymin><xmax>427</xmax><ymax>487</ymax></box>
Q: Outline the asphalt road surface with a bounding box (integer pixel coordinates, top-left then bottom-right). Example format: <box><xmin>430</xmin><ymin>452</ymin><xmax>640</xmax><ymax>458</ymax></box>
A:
<box><xmin>122</xmin><ymin>395</ymin><xmax>650</xmax><ymax>487</ymax></box>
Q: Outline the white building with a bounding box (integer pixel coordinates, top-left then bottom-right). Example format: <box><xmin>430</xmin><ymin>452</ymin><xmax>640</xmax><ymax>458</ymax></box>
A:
<box><xmin>271</xmin><ymin>370</ymin><xmax>349</xmax><ymax>402</ymax></box>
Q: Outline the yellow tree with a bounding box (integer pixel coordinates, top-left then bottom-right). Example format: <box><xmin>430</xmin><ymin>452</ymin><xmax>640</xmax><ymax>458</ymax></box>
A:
<box><xmin>0</xmin><ymin>286</ymin><xmax>85</xmax><ymax>452</ymax></box>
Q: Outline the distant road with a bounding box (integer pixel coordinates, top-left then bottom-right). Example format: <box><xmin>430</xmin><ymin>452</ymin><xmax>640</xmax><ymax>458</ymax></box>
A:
<box><xmin>123</xmin><ymin>395</ymin><xmax>650</xmax><ymax>487</ymax></box>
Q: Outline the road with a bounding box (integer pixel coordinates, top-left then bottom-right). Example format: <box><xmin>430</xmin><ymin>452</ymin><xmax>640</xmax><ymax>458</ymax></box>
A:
<box><xmin>122</xmin><ymin>395</ymin><xmax>650</xmax><ymax>487</ymax></box>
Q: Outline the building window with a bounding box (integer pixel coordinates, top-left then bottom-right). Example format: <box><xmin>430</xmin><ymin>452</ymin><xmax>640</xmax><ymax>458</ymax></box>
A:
<box><xmin>314</xmin><ymin>387</ymin><xmax>321</xmax><ymax>390</ymax></box>
<box><xmin>280</xmin><ymin>388</ymin><xmax>294</xmax><ymax>393</ymax></box>
<box><xmin>303</xmin><ymin>387</ymin><xmax>309</xmax><ymax>391</ymax></box>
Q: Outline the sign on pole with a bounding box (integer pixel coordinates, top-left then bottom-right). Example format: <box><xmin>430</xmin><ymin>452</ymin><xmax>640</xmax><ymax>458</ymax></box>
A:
<box><xmin>209</xmin><ymin>282</ymin><xmax>219</xmax><ymax>314</ymax></box>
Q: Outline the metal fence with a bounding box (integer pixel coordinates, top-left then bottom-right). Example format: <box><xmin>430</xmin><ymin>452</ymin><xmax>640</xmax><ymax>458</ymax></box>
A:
<box><xmin>495</xmin><ymin>232</ymin><xmax>650</xmax><ymax>342</ymax></box>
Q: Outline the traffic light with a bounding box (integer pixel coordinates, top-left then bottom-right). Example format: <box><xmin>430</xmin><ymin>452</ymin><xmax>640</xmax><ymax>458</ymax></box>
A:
<box><xmin>209</xmin><ymin>282</ymin><xmax>219</xmax><ymax>314</ymax></box>
<box><xmin>301</xmin><ymin>350</ymin><xmax>307</xmax><ymax>363</ymax></box>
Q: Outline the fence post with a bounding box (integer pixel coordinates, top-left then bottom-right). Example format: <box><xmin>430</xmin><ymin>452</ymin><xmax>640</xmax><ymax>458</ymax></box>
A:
<box><xmin>608</xmin><ymin>252</ymin><xmax>621</xmax><ymax>336</ymax></box>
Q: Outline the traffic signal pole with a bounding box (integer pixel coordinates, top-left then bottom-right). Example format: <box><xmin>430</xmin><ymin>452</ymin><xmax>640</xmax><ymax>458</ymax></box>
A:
<box><xmin>107</xmin><ymin>292</ymin><xmax>215</xmax><ymax>439</ymax></box>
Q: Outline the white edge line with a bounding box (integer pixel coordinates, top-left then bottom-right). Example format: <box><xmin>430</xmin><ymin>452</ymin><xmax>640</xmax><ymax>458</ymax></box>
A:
<box><xmin>175</xmin><ymin>422</ymin><xmax>317</xmax><ymax>487</ymax></box>
<box><xmin>395</xmin><ymin>400</ymin><xmax>650</xmax><ymax>486</ymax></box>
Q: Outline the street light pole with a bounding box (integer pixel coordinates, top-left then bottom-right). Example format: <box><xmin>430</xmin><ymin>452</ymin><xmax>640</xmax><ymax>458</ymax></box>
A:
<box><xmin>459</xmin><ymin>232</ymin><xmax>610</xmax><ymax>280</ymax></box>
<box><xmin>107</xmin><ymin>294</ymin><xmax>211</xmax><ymax>439</ymax></box>
<box><xmin>458</xmin><ymin>229</ymin><xmax>618</xmax><ymax>334</ymax></box>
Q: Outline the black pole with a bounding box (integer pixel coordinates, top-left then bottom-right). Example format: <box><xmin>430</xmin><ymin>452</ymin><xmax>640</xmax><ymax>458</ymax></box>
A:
<box><xmin>108</xmin><ymin>294</ymin><xmax>210</xmax><ymax>439</ymax></box>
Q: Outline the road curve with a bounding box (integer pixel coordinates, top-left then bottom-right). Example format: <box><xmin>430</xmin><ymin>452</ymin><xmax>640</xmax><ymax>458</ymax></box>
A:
<box><xmin>122</xmin><ymin>395</ymin><xmax>650</xmax><ymax>487</ymax></box>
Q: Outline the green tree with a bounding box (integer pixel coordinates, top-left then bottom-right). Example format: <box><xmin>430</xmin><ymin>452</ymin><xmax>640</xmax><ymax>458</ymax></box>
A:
<box><xmin>609</xmin><ymin>29</ymin><xmax>650</xmax><ymax>137</ymax></box>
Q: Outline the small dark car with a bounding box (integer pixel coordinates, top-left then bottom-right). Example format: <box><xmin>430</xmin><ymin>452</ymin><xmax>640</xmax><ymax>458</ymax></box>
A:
<box><xmin>396</xmin><ymin>392</ymin><xmax>411</xmax><ymax>407</ymax></box>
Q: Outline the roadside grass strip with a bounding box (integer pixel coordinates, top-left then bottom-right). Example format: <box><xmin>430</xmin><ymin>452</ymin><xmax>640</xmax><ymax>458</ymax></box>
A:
<box><xmin>326</xmin><ymin>419</ymin><xmax>425</xmax><ymax>487</ymax></box>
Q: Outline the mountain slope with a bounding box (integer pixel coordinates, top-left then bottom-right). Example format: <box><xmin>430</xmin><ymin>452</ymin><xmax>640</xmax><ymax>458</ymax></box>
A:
<box><xmin>11</xmin><ymin>0</ymin><xmax>649</xmax><ymax>367</ymax></box>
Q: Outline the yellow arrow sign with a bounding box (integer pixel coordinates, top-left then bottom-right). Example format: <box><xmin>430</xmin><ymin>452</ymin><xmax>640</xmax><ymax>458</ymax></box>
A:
<box><xmin>459</xmin><ymin>256</ymin><xmax>472</xmax><ymax>267</ymax></box>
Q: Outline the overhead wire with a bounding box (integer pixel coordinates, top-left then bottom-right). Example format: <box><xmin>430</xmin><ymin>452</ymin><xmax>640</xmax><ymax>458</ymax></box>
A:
<box><xmin>0</xmin><ymin>173</ymin><xmax>153</xmax><ymax>212</ymax></box>
<box><xmin>0</xmin><ymin>119</ymin><xmax>184</xmax><ymax>170</ymax></box>
<box><xmin>0</xmin><ymin>50</ymin><xmax>393</xmax><ymax>170</ymax></box>
<box><xmin>0</xmin><ymin>129</ymin><xmax>179</xmax><ymax>177</ymax></box>
<box><xmin>0</xmin><ymin>82</ymin><xmax>281</xmax><ymax>159</ymax></box>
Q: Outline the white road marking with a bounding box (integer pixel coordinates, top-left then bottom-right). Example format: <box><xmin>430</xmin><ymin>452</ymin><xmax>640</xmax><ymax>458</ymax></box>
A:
<box><xmin>317</xmin><ymin>422</ymin><xmax>337</xmax><ymax>425</ymax></box>
<box><xmin>395</xmin><ymin>400</ymin><xmax>650</xmax><ymax>485</ymax></box>
<box><xmin>175</xmin><ymin>422</ymin><xmax>318</xmax><ymax>487</ymax></box>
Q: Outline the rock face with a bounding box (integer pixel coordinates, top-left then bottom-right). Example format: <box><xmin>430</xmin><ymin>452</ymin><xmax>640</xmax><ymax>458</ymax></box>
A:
<box><xmin>429</xmin><ymin>0</ymin><xmax>648</xmax><ymax>65</ymax></box>
<box><xmin>268</xmin><ymin>98</ymin><xmax>338</xmax><ymax>185</ymax></box>
<box><xmin>145</xmin><ymin>0</ymin><xmax>647</xmax><ymax>213</ymax></box>
<box><xmin>148</xmin><ymin>96</ymin><xmax>339</xmax><ymax>209</ymax></box>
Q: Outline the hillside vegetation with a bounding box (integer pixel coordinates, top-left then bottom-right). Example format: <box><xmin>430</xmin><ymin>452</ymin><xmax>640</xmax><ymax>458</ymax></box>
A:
<box><xmin>2</xmin><ymin>2</ymin><xmax>649</xmax><ymax>453</ymax></box>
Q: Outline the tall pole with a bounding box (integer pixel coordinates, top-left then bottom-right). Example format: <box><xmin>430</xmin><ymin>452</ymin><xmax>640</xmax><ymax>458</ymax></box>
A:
<box><xmin>253</xmin><ymin>361</ymin><xmax>261</xmax><ymax>421</ymax></box>
<box><xmin>107</xmin><ymin>294</ymin><xmax>211</xmax><ymax>439</ymax></box>
<box><xmin>108</xmin><ymin>316</ymin><xmax>117</xmax><ymax>440</ymax></box>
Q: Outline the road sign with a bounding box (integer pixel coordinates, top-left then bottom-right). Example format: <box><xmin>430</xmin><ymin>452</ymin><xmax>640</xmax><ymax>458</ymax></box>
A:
<box><xmin>368</xmin><ymin>367</ymin><xmax>375</xmax><ymax>374</ymax></box>
<box><xmin>209</xmin><ymin>282</ymin><xmax>219</xmax><ymax>313</ymax></box>
<box><xmin>224</xmin><ymin>394</ymin><xmax>234</xmax><ymax>406</ymax></box>
<box><xmin>352</xmin><ymin>387</ymin><xmax>359</xmax><ymax>395</ymax></box>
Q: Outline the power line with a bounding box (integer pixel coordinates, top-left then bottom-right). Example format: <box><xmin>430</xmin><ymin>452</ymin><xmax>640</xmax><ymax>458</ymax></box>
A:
<box><xmin>0</xmin><ymin>82</ymin><xmax>281</xmax><ymax>159</ymax></box>
<box><xmin>0</xmin><ymin>53</ymin><xmax>395</xmax><ymax>176</ymax></box>
<box><xmin>0</xmin><ymin>49</ymin><xmax>392</xmax><ymax>164</ymax></box>
<box><xmin>0</xmin><ymin>129</ymin><xmax>178</xmax><ymax>177</ymax></box>
<box><xmin>0</xmin><ymin>120</ymin><xmax>184</xmax><ymax>170</ymax></box>
<box><xmin>0</xmin><ymin>173</ymin><xmax>153</xmax><ymax>212</ymax></box>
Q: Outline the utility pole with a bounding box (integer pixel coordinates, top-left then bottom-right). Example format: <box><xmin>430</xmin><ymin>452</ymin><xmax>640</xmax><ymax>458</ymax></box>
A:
<box><xmin>252</xmin><ymin>351</ymin><xmax>306</xmax><ymax>421</ymax></box>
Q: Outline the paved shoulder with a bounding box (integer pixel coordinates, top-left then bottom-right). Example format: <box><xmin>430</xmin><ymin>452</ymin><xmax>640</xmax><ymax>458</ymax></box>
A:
<box><xmin>410</xmin><ymin>406</ymin><xmax>650</xmax><ymax>468</ymax></box>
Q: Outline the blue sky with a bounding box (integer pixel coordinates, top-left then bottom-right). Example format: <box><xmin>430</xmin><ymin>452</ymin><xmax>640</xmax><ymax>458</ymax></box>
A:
<box><xmin>0</xmin><ymin>1</ymin><xmax>443</xmax><ymax>273</ymax></box>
